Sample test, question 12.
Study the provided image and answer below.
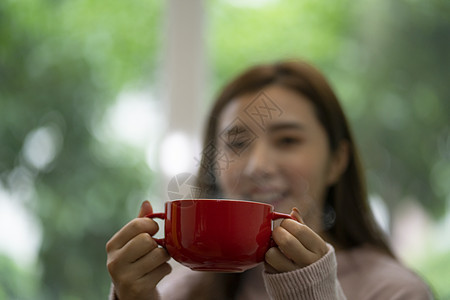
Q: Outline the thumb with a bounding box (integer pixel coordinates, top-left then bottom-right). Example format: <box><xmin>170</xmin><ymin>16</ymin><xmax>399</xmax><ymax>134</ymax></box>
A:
<box><xmin>138</xmin><ymin>200</ymin><xmax>153</xmax><ymax>218</ymax></box>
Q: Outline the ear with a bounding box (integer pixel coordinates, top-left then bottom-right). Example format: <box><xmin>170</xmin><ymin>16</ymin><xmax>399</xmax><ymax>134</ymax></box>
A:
<box><xmin>327</xmin><ymin>140</ymin><xmax>349</xmax><ymax>186</ymax></box>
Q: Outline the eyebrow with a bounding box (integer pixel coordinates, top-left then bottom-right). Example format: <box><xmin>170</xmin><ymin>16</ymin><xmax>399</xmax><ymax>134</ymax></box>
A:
<box><xmin>220</xmin><ymin>121</ymin><xmax>306</xmax><ymax>137</ymax></box>
<box><xmin>267</xmin><ymin>122</ymin><xmax>306</xmax><ymax>133</ymax></box>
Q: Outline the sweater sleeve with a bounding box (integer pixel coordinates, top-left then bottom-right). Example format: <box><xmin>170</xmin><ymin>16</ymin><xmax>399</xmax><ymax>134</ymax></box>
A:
<box><xmin>263</xmin><ymin>244</ymin><xmax>346</xmax><ymax>300</ymax></box>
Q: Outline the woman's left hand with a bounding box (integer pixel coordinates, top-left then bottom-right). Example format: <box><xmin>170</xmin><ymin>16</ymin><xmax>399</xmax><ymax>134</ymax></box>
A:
<box><xmin>265</xmin><ymin>207</ymin><xmax>329</xmax><ymax>273</ymax></box>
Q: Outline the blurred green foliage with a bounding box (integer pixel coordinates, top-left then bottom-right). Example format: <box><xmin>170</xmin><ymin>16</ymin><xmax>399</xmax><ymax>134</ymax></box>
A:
<box><xmin>0</xmin><ymin>0</ymin><xmax>449</xmax><ymax>299</ymax></box>
<box><xmin>0</xmin><ymin>254</ymin><xmax>39</xmax><ymax>300</ymax></box>
<box><xmin>413</xmin><ymin>248</ymin><xmax>450</xmax><ymax>299</ymax></box>
<box><xmin>1</xmin><ymin>0</ymin><xmax>163</xmax><ymax>299</ymax></box>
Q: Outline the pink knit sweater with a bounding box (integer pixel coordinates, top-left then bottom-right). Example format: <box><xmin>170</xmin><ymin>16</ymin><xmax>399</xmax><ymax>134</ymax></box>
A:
<box><xmin>109</xmin><ymin>244</ymin><xmax>432</xmax><ymax>299</ymax></box>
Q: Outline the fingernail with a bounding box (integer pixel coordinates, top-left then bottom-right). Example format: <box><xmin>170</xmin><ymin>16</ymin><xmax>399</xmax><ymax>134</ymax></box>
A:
<box><xmin>292</xmin><ymin>207</ymin><xmax>304</xmax><ymax>223</ymax></box>
<box><xmin>142</xmin><ymin>200</ymin><xmax>150</xmax><ymax>209</ymax></box>
<box><xmin>139</xmin><ymin>200</ymin><xmax>152</xmax><ymax>217</ymax></box>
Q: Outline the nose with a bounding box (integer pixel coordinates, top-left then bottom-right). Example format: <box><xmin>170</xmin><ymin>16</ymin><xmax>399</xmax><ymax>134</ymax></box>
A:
<box><xmin>242</xmin><ymin>140</ymin><xmax>277</xmax><ymax>180</ymax></box>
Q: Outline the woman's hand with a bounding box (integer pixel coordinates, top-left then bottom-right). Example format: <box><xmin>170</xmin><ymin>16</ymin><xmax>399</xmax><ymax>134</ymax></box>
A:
<box><xmin>106</xmin><ymin>201</ymin><xmax>172</xmax><ymax>300</ymax></box>
<box><xmin>265</xmin><ymin>207</ymin><xmax>329</xmax><ymax>273</ymax></box>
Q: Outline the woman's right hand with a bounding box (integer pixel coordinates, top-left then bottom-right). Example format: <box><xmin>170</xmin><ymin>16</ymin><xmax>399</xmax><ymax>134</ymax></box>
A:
<box><xmin>106</xmin><ymin>201</ymin><xmax>172</xmax><ymax>300</ymax></box>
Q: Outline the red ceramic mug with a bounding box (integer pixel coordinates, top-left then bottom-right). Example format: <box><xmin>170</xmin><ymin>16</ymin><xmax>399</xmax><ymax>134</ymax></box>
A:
<box><xmin>146</xmin><ymin>199</ymin><xmax>294</xmax><ymax>272</ymax></box>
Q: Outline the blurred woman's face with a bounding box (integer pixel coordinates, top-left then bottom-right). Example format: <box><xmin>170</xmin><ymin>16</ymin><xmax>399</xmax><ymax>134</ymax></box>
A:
<box><xmin>215</xmin><ymin>85</ymin><xmax>341</xmax><ymax>231</ymax></box>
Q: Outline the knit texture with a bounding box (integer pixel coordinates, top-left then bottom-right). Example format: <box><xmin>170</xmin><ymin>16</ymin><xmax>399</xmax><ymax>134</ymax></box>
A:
<box><xmin>263</xmin><ymin>244</ymin><xmax>345</xmax><ymax>299</ymax></box>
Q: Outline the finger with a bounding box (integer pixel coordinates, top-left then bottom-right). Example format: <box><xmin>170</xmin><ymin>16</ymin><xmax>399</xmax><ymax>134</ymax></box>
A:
<box><xmin>109</xmin><ymin>247</ymin><xmax>170</xmax><ymax>287</ymax></box>
<box><xmin>138</xmin><ymin>200</ymin><xmax>153</xmax><ymax>218</ymax></box>
<box><xmin>106</xmin><ymin>233</ymin><xmax>158</xmax><ymax>280</ymax></box>
<box><xmin>272</xmin><ymin>225</ymin><xmax>319</xmax><ymax>267</ymax></box>
<box><xmin>117</xmin><ymin>263</ymin><xmax>171</xmax><ymax>299</ymax></box>
<box><xmin>137</xmin><ymin>262</ymin><xmax>172</xmax><ymax>287</ymax></box>
<box><xmin>120</xmin><ymin>232</ymin><xmax>158</xmax><ymax>263</ymax></box>
<box><xmin>106</xmin><ymin>218</ymin><xmax>159</xmax><ymax>252</ymax></box>
<box><xmin>264</xmin><ymin>262</ymin><xmax>278</xmax><ymax>274</ymax></box>
<box><xmin>134</xmin><ymin>248</ymin><xmax>171</xmax><ymax>278</ymax></box>
<box><xmin>265</xmin><ymin>247</ymin><xmax>297</xmax><ymax>273</ymax></box>
<box><xmin>113</xmin><ymin>261</ymin><xmax>172</xmax><ymax>298</ymax></box>
<box><xmin>281</xmin><ymin>219</ymin><xmax>328</xmax><ymax>256</ymax></box>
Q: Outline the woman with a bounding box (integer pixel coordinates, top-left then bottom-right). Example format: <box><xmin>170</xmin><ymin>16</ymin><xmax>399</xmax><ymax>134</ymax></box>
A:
<box><xmin>106</xmin><ymin>60</ymin><xmax>432</xmax><ymax>299</ymax></box>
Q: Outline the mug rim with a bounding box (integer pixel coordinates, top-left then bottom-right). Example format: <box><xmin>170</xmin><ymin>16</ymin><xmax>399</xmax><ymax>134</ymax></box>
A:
<box><xmin>167</xmin><ymin>198</ymin><xmax>274</xmax><ymax>208</ymax></box>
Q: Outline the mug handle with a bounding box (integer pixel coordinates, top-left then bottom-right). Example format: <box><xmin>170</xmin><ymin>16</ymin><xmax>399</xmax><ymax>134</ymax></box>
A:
<box><xmin>270</xmin><ymin>212</ymin><xmax>295</xmax><ymax>247</ymax></box>
<box><xmin>272</xmin><ymin>212</ymin><xmax>294</xmax><ymax>221</ymax></box>
<box><xmin>145</xmin><ymin>212</ymin><xmax>166</xmax><ymax>247</ymax></box>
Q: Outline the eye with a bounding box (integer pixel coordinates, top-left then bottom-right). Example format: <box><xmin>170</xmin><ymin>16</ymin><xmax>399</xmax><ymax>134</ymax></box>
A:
<box><xmin>227</xmin><ymin>138</ymin><xmax>251</xmax><ymax>150</ymax></box>
<box><xmin>277</xmin><ymin>136</ymin><xmax>302</xmax><ymax>147</ymax></box>
<box><xmin>221</xmin><ymin>126</ymin><xmax>254</xmax><ymax>152</ymax></box>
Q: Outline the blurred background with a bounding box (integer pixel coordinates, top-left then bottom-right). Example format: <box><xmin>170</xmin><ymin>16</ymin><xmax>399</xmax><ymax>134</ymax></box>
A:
<box><xmin>1</xmin><ymin>0</ymin><xmax>449</xmax><ymax>299</ymax></box>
